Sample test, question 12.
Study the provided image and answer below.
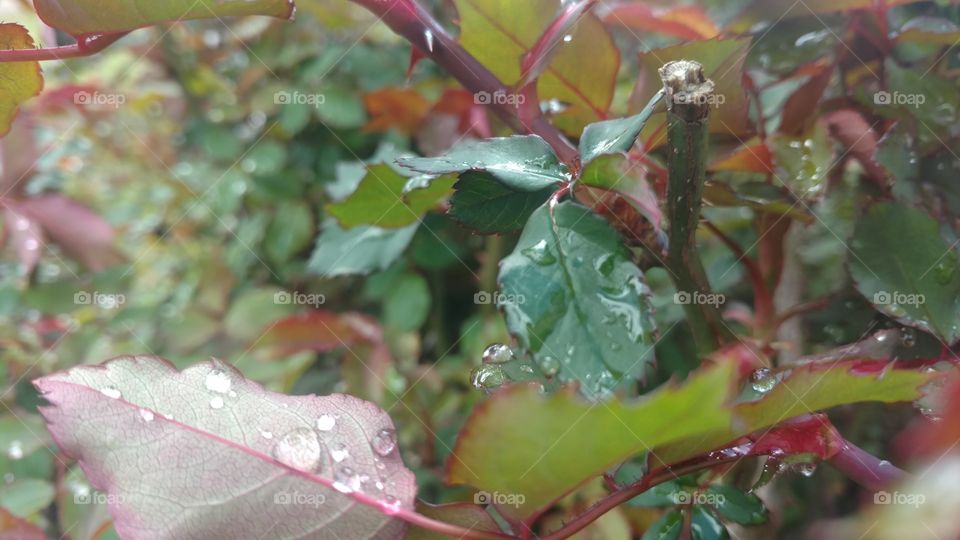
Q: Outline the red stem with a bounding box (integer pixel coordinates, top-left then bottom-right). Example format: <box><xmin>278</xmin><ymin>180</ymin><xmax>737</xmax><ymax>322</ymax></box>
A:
<box><xmin>704</xmin><ymin>220</ymin><xmax>775</xmax><ymax>330</ymax></box>
<box><xmin>398</xmin><ymin>508</ymin><xmax>514</xmax><ymax>539</ymax></box>
<box><xmin>350</xmin><ymin>0</ymin><xmax>579</xmax><ymax>166</ymax></box>
<box><xmin>829</xmin><ymin>438</ymin><xmax>908</xmax><ymax>492</ymax></box>
<box><xmin>0</xmin><ymin>32</ymin><xmax>129</xmax><ymax>62</ymax></box>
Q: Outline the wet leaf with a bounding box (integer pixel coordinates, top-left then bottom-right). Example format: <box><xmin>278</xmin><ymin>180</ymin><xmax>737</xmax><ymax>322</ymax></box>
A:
<box><xmin>0</xmin><ymin>24</ymin><xmax>43</xmax><ymax>138</ymax></box>
<box><xmin>851</xmin><ymin>202</ymin><xmax>960</xmax><ymax>343</ymax></box>
<box><xmin>602</xmin><ymin>3</ymin><xmax>719</xmax><ymax>40</ymax></box>
<box><xmin>326</xmin><ymin>164</ymin><xmax>454</xmax><ymax>229</ymax></box>
<box><xmin>641</xmin><ymin>509</ymin><xmax>683</xmax><ymax>540</ymax></box>
<box><xmin>729</xmin><ymin>0</ymin><xmax>914</xmax><ymax>32</ymax></box>
<box><xmin>448</xmin><ymin>172</ymin><xmax>554</xmax><ymax>234</ymax></box>
<box><xmin>397</xmin><ymin>135</ymin><xmax>567</xmax><ymax>191</ymax></box>
<box><xmin>34</xmin><ymin>0</ymin><xmax>294</xmax><ymax>36</ymax></box>
<box><xmin>498</xmin><ymin>201</ymin><xmax>657</xmax><ymax>399</ymax></box>
<box><xmin>18</xmin><ymin>194</ymin><xmax>121</xmax><ymax>271</ymax></box>
<box><xmin>705</xmin><ymin>485</ymin><xmax>767</xmax><ymax>525</ymax></box>
<box><xmin>35</xmin><ymin>356</ymin><xmax>415</xmax><ymax>539</ymax></box>
<box><xmin>690</xmin><ymin>505</ymin><xmax>728</xmax><ymax>540</ymax></box>
<box><xmin>448</xmin><ymin>365</ymin><xmax>734</xmax><ymax>521</ymax></box>
<box><xmin>579</xmin><ymin>90</ymin><xmax>663</xmax><ymax>164</ymax></box>
<box><xmin>453</xmin><ymin>0</ymin><xmax>619</xmax><ymax>132</ymax></box>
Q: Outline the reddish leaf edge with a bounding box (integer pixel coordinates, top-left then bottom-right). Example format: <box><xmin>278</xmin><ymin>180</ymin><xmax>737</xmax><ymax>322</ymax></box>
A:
<box><xmin>33</xmin><ymin>355</ymin><xmax>510</xmax><ymax>540</ymax></box>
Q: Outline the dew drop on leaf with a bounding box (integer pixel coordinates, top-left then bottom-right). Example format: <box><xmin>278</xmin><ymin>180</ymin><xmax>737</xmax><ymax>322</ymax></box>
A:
<box><xmin>330</xmin><ymin>443</ymin><xmax>350</xmax><ymax>463</ymax></box>
<box><xmin>205</xmin><ymin>368</ymin><xmax>232</xmax><ymax>394</ymax></box>
<box><xmin>138</xmin><ymin>409</ymin><xmax>155</xmax><ymax>422</ymax></box>
<box><xmin>273</xmin><ymin>428</ymin><xmax>324</xmax><ymax>473</ymax></box>
<box><xmin>521</xmin><ymin>239</ymin><xmax>557</xmax><ymax>265</ymax></box>
<box><xmin>594</xmin><ymin>253</ymin><xmax>615</xmax><ymax>276</ymax></box>
<box><xmin>750</xmin><ymin>368</ymin><xmax>777</xmax><ymax>393</ymax></box>
<box><xmin>371</xmin><ymin>428</ymin><xmax>397</xmax><ymax>457</ymax></box>
<box><xmin>481</xmin><ymin>343</ymin><xmax>514</xmax><ymax>364</ymax></box>
<box><xmin>316</xmin><ymin>414</ymin><xmax>336</xmax><ymax>432</ymax></box>
<box><xmin>792</xmin><ymin>461</ymin><xmax>817</xmax><ymax>477</ymax></box>
<box><xmin>470</xmin><ymin>365</ymin><xmax>506</xmax><ymax>393</ymax></box>
<box><xmin>209</xmin><ymin>396</ymin><xmax>225</xmax><ymax>409</ymax></box>
<box><xmin>899</xmin><ymin>327</ymin><xmax>916</xmax><ymax>348</ymax></box>
<box><xmin>540</xmin><ymin>356</ymin><xmax>560</xmax><ymax>376</ymax></box>
<box><xmin>333</xmin><ymin>467</ymin><xmax>362</xmax><ymax>493</ymax></box>
<box><xmin>933</xmin><ymin>260</ymin><xmax>956</xmax><ymax>285</ymax></box>
<box><xmin>100</xmin><ymin>386</ymin><xmax>122</xmax><ymax>399</ymax></box>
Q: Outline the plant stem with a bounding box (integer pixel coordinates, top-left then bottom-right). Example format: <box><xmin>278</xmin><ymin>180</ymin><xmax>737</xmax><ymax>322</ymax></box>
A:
<box><xmin>829</xmin><ymin>438</ymin><xmax>908</xmax><ymax>491</ymax></box>
<box><xmin>399</xmin><ymin>508</ymin><xmax>514</xmax><ymax>539</ymax></box>
<box><xmin>660</xmin><ymin>61</ymin><xmax>733</xmax><ymax>353</ymax></box>
<box><xmin>0</xmin><ymin>32</ymin><xmax>129</xmax><ymax>62</ymax></box>
<box><xmin>350</xmin><ymin>0</ymin><xmax>579</xmax><ymax>166</ymax></box>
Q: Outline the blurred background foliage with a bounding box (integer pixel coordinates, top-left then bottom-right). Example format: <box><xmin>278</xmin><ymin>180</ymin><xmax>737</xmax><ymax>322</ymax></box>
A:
<box><xmin>1</xmin><ymin>0</ymin><xmax>960</xmax><ymax>538</ymax></box>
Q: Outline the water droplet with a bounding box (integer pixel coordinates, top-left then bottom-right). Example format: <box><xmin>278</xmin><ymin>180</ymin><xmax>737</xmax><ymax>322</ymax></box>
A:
<box><xmin>470</xmin><ymin>365</ymin><xmax>507</xmax><ymax>392</ymax></box>
<box><xmin>333</xmin><ymin>467</ymin><xmax>362</xmax><ymax>493</ymax></box>
<box><xmin>899</xmin><ymin>327</ymin><xmax>917</xmax><ymax>348</ymax></box>
<box><xmin>750</xmin><ymin>368</ymin><xmax>777</xmax><ymax>393</ymax></box>
<box><xmin>100</xmin><ymin>386</ymin><xmax>121</xmax><ymax>399</ymax></box>
<box><xmin>209</xmin><ymin>397</ymin><xmax>224</xmax><ymax>409</ymax></box>
<box><xmin>372</xmin><ymin>428</ymin><xmax>398</xmax><ymax>456</ymax></box>
<box><xmin>519</xmin><ymin>364</ymin><xmax>534</xmax><ymax>374</ymax></box>
<box><xmin>330</xmin><ymin>443</ymin><xmax>350</xmax><ymax>463</ymax></box>
<box><xmin>7</xmin><ymin>441</ymin><xmax>23</xmax><ymax>460</ymax></box>
<box><xmin>521</xmin><ymin>240</ymin><xmax>557</xmax><ymax>265</ymax></box>
<box><xmin>316</xmin><ymin>414</ymin><xmax>336</xmax><ymax>432</ymax></box>
<box><xmin>933</xmin><ymin>260</ymin><xmax>956</xmax><ymax>285</ymax></box>
<box><xmin>792</xmin><ymin>461</ymin><xmax>817</xmax><ymax>477</ymax></box>
<box><xmin>260</xmin><ymin>429</ymin><xmax>274</xmax><ymax>439</ymax></box>
<box><xmin>540</xmin><ymin>356</ymin><xmax>560</xmax><ymax>376</ymax></box>
<box><xmin>205</xmin><ymin>368</ymin><xmax>232</xmax><ymax>394</ymax></box>
<box><xmin>482</xmin><ymin>344</ymin><xmax>514</xmax><ymax>364</ymax></box>
<box><xmin>273</xmin><ymin>428</ymin><xmax>324</xmax><ymax>473</ymax></box>
<box><xmin>594</xmin><ymin>253</ymin><xmax>615</xmax><ymax>276</ymax></box>
<box><xmin>139</xmin><ymin>409</ymin><xmax>155</xmax><ymax>422</ymax></box>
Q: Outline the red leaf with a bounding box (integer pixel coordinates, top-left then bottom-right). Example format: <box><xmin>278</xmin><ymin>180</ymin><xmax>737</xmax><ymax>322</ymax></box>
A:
<box><xmin>822</xmin><ymin>109</ymin><xmax>888</xmax><ymax>189</ymax></box>
<box><xmin>709</xmin><ymin>141</ymin><xmax>774</xmax><ymax>173</ymax></box>
<box><xmin>362</xmin><ymin>87</ymin><xmax>432</xmax><ymax>135</ymax></box>
<box><xmin>18</xmin><ymin>194</ymin><xmax>120</xmax><ymax>271</ymax></box>
<box><xmin>259</xmin><ymin>310</ymin><xmax>383</xmax><ymax>355</ymax></box>
<box><xmin>519</xmin><ymin>0</ymin><xmax>598</xmax><ymax>90</ymax></box>
<box><xmin>602</xmin><ymin>3</ymin><xmax>719</xmax><ymax>41</ymax></box>
<box><xmin>779</xmin><ymin>61</ymin><xmax>834</xmax><ymax>136</ymax></box>
<box><xmin>3</xmin><ymin>203</ymin><xmax>43</xmax><ymax>276</ymax></box>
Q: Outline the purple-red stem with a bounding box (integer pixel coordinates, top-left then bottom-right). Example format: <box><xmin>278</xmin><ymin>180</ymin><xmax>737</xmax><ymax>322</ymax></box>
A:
<box><xmin>350</xmin><ymin>0</ymin><xmax>580</xmax><ymax>166</ymax></box>
<box><xmin>829</xmin><ymin>439</ymin><xmax>908</xmax><ymax>492</ymax></box>
<box><xmin>0</xmin><ymin>32</ymin><xmax>129</xmax><ymax>62</ymax></box>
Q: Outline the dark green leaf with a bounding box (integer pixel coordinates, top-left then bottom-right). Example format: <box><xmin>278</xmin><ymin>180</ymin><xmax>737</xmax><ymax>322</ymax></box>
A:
<box><xmin>705</xmin><ymin>485</ymin><xmax>768</xmax><ymax>525</ymax></box>
<box><xmin>691</xmin><ymin>506</ymin><xmax>729</xmax><ymax>540</ymax></box>
<box><xmin>326</xmin><ymin>164</ymin><xmax>454</xmax><ymax>229</ymax></box>
<box><xmin>579</xmin><ymin>90</ymin><xmax>663</xmax><ymax>164</ymax></box>
<box><xmin>641</xmin><ymin>509</ymin><xmax>683</xmax><ymax>540</ymax></box>
<box><xmin>851</xmin><ymin>202</ymin><xmax>960</xmax><ymax>343</ymax></box>
<box><xmin>448</xmin><ymin>172</ymin><xmax>553</xmax><ymax>234</ymax></box>
<box><xmin>396</xmin><ymin>136</ymin><xmax>567</xmax><ymax>191</ymax></box>
<box><xmin>307</xmin><ymin>219</ymin><xmax>418</xmax><ymax>277</ymax></box>
<box><xmin>498</xmin><ymin>201</ymin><xmax>657</xmax><ymax>398</ymax></box>
<box><xmin>384</xmin><ymin>273</ymin><xmax>431</xmax><ymax>331</ymax></box>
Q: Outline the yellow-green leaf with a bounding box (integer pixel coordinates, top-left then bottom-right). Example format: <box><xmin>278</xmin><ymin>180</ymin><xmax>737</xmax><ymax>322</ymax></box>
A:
<box><xmin>0</xmin><ymin>24</ymin><xmax>43</xmax><ymax>138</ymax></box>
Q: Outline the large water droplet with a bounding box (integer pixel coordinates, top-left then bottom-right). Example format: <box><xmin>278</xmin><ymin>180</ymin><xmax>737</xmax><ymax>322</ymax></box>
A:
<box><xmin>273</xmin><ymin>428</ymin><xmax>324</xmax><ymax>473</ymax></box>
<box><xmin>333</xmin><ymin>467</ymin><xmax>362</xmax><ymax>493</ymax></box>
<box><xmin>470</xmin><ymin>365</ymin><xmax>506</xmax><ymax>393</ymax></box>
<box><xmin>209</xmin><ymin>397</ymin><xmax>225</xmax><ymax>409</ymax></box>
<box><xmin>139</xmin><ymin>409</ymin><xmax>155</xmax><ymax>423</ymax></box>
<box><xmin>540</xmin><ymin>356</ymin><xmax>560</xmax><ymax>377</ymax></box>
<box><xmin>750</xmin><ymin>368</ymin><xmax>777</xmax><ymax>393</ymax></box>
<box><xmin>316</xmin><ymin>414</ymin><xmax>336</xmax><ymax>432</ymax></box>
<box><xmin>205</xmin><ymin>369</ymin><xmax>232</xmax><ymax>394</ymax></box>
<box><xmin>522</xmin><ymin>240</ymin><xmax>557</xmax><ymax>266</ymax></box>
<box><xmin>100</xmin><ymin>386</ymin><xmax>122</xmax><ymax>399</ymax></box>
<box><xmin>330</xmin><ymin>443</ymin><xmax>350</xmax><ymax>463</ymax></box>
<box><xmin>899</xmin><ymin>327</ymin><xmax>917</xmax><ymax>348</ymax></box>
<box><xmin>482</xmin><ymin>344</ymin><xmax>514</xmax><ymax>364</ymax></box>
<box><xmin>372</xmin><ymin>428</ymin><xmax>397</xmax><ymax>456</ymax></box>
<box><xmin>792</xmin><ymin>461</ymin><xmax>817</xmax><ymax>477</ymax></box>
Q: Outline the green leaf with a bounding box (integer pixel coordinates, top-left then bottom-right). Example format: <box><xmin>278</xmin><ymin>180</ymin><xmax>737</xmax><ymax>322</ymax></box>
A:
<box><xmin>0</xmin><ymin>414</ymin><xmax>50</xmax><ymax>461</ymax></box>
<box><xmin>34</xmin><ymin>0</ymin><xmax>294</xmax><ymax>36</ymax></box>
<box><xmin>264</xmin><ymin>201</ymin><xmax>314</xmax><ymax>265</ymax></box>
<box><xmin>326</xmin><ymin>164</ymin><xmax>455</xmax><ymax>229</ymax></box>
<box><xmin>447</xmin><ymin>365</ymin><xmax>735</xmax><ymax>521</ymax></box>
<box><xmin>705</xmin><ymin>485</ymin><xmax>767</xmax><ymax>525</ymax></box>
<box><xmin>448</xmin><ymin>172</ymin><xmax>553</xmax><ymax>234</ymax></box>
<box><xmin>579</xmin><ymin>153</ymin><xmax>661</xmax><ymax>226</ymax></box>
<box><xmin>0</xmin><ymin>479</ymin><xmax>54</xmax><ymax>517</ymax></box>
<box><xmin>851</xmin><ymin>203</ymin><xmax>960</xmax><ymax>343</ymax></box>
<box><xmin>397</xmin><ymin>136</ymin><xmax>568</xmax><ymax>191</ymax></box>
<box><xmin>452</xmin><ymin>0</ymin><xmax>619</xmax><ymax>133</ymax></box>
<box><xmin>691</xmin><ymin>506</ymin><xmax>729</xmax><ymax>540</ymax></box>
<box><xmin>641</xmin><ymin>509</ymin><xmax>683</xmax><ymax>540</ymax></box>
<box><xmin>307</xmin><ymin>219</ymin><xmax>418</xmax><ymax>277</ymax></box>
<box><xmin>0</xmin><ymin>24</ymin><xmax>43</xmax><ymax>137</ymax></box>
<box><xmin>498</xmin><ymin>201</ymin><xmax>657</xmax><ymax>398</ymax></box>
<box><xmin>579</xmin><ymin>90</ymin><xmax>664</xmax><ymax>164</ymax></box>
<box><xmin>384</xmin><ymin>273</ymin><xmax>431</xmax><ymax>332</ymax></box>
